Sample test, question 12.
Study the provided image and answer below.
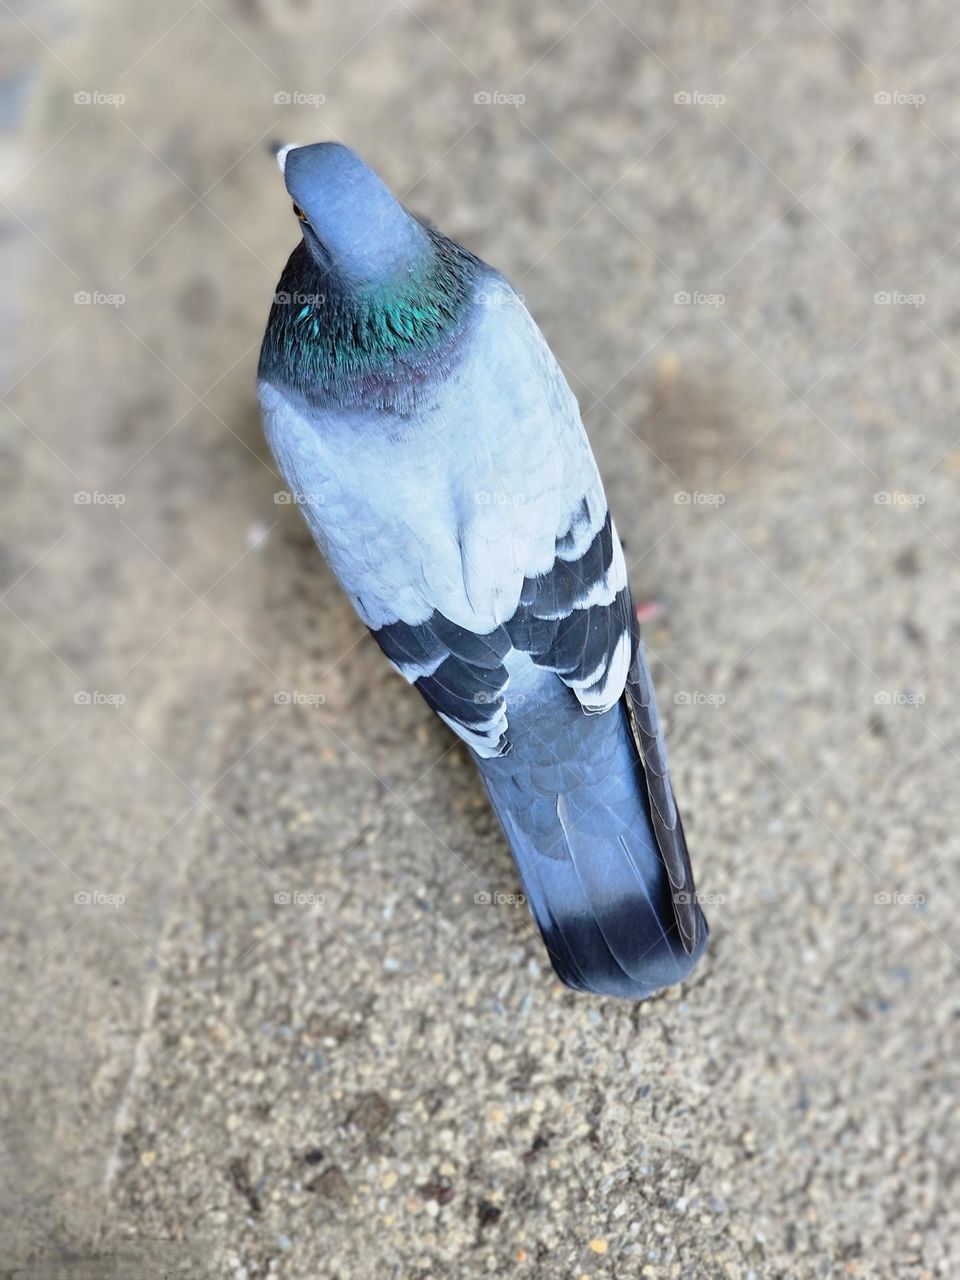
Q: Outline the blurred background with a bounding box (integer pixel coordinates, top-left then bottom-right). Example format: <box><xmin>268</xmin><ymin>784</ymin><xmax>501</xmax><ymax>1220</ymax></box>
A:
<box><xmin>2</xmin><ymin>1</ymin><xmax>958</xmax><ymax>1276</ymax></box>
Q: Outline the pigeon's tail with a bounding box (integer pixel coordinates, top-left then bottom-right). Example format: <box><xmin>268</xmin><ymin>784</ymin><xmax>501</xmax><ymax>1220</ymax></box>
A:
<box><xmin>472</xmin><ymin>653</ymin><xmax>708</xmax><ymax>1000</ymax></box>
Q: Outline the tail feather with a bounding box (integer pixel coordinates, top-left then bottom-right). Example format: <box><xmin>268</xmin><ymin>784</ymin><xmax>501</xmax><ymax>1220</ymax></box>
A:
<box><xmin>474</xmin><ymin>658</ymin><xmax>708</xmax><ymax>1000</ymax></box>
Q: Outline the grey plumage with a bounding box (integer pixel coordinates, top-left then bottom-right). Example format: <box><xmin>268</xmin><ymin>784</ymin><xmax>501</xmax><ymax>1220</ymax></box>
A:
<box><xmin>258</xmin><ymin>141</ymin><xmax>708</xmax><ymax>999</ymax></box>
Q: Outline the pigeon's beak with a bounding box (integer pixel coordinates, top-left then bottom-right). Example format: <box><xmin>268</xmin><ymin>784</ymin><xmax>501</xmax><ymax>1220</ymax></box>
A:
<box><xmin>271</xmin><ymin>142</ymin><xmax>300</xmax><ymax>176</ymax></box>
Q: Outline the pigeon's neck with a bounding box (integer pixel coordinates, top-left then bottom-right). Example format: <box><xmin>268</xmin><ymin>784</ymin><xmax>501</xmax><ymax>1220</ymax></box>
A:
<box><xmin>258</xmin><ymin>228</ymin><xmax>480</xmax><ymax>411</ymax></box>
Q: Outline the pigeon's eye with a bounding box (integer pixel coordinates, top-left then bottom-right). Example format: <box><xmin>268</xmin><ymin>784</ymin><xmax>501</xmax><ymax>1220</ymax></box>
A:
<box><xmin>293</xmin><ymin>202</ymin><xmax>308</xmax><ymax>223</ymax></box>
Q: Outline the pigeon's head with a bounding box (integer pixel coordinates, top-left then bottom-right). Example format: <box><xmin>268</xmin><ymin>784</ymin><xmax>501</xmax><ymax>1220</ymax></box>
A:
<box><xmin>276</xmin><ymin>142</ymin><xmax>430</xmax><ymax>287</ymax></box>
<box><xmin>262</xmin><ymin>141</ymin><xmax>480</xmax><ymax>408</ymax></box>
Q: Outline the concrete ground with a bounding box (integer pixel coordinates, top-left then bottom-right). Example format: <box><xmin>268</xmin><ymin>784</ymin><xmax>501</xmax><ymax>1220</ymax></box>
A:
<box><xmin>2</xmin><ymin>1</ymin><xmax>958</xmax><ymax>1276</ymax></box>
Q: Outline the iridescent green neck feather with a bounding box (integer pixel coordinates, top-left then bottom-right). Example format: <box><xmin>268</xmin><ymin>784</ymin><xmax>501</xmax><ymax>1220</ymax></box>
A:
<box><xmin>258</xmin><ymin>227</ymin><xmax>480</xmax><ymax>410</ymax></box>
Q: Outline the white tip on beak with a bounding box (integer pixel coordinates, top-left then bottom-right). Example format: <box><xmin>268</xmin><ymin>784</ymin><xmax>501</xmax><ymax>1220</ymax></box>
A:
<box><xmin>276</xmin><ymin>143</ymin><xmax>299</xmax><ymax>176</ymax></box>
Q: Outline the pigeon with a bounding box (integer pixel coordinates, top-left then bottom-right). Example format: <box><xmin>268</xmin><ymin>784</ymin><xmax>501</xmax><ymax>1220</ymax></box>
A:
<box><xmin>258</xmin><ymin>141</ymin><xmax>708</xmax><ymax>999</ymax></box>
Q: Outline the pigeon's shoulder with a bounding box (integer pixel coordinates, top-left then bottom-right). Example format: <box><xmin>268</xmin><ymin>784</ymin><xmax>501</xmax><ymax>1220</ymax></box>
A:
<box><xmin>258</xmin><ymin>379</ymin><xmax>457</xmax><ymax>629</ymax></box>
